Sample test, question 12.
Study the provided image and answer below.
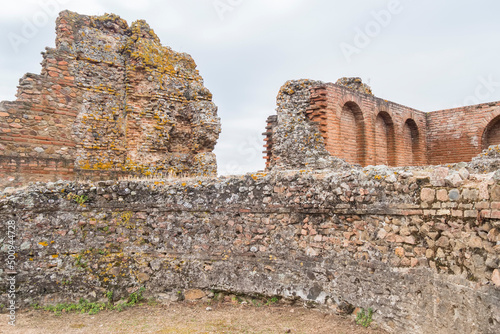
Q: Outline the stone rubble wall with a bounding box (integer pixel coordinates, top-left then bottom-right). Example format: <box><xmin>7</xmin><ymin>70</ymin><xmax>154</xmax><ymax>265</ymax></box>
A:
<box><xmin>335</xmin><ymin>77</ymin><xmax>373</xmax><ymax>95</ymax></box>
<box><xmin>1</xmin><ymin>161</ymin><xmax>499</xmax><ymax>334</ymax></box>
<box><xmin>0</xmin><ymin>11</ymin><xmax>220</xmax><ymax>189</ymax></box>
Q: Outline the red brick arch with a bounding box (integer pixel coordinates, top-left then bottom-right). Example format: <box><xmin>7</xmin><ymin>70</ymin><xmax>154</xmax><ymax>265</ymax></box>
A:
<box><xmin>337</xmin><ymin>93</ymin><xmax>363</xmax><ymax>108</ymax></box>
<box><xmin>339</xmin><ymin>101</ymin><xmax>366</xmax><ymax>165</ymax></box>
<box><xmin>480</xmin><ymin>108</ymin><xmax>500</xmax><ymax>150</ymax></box>
<box><xmin>374</xmin><ymin>110</ymin><xmax>396</xmax><ymax>166</ymax></box>
<box><xmin>401</xmin><ymin>118</ymin><xmax>423</xmax><ymax>166</ymax></box>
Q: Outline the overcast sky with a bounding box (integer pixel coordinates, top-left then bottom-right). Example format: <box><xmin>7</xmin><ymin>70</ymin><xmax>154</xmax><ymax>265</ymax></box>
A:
<box><xmin>2</xmin><ymin>0</ymin><xmax>500</xmax><ymax>175</ymax></box>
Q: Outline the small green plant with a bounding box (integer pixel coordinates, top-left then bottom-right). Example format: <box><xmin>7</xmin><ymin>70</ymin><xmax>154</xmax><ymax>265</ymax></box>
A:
<box><xmin>251</xmin><ymin>299</ymin><xmax>262</xmax><ymax>307</ymax></box>
<box><xmin>41</xmin><ymin>298</ymin><xmax>110</xmax><ymax>316</ymax></box>
<box><xmin>74</xmin><ymin>255</ymin><xmax>87</xmax><ymax>268</ymax></box>
<box><xmin>33</xmin><ymin>288</ymin><xmax>148</xmax><ymax>315</ymax></box>
<box><xmin>115</xmin><ymin>302</ymin><xmax>125</xmax><ymax>312</ymax></box>
<box><xmin>128</xmin><ymin>287</ymin><xmax>145</xmax><ymax>305</ymax></box>
<box><xmin>265</xmin><ymin>296</ymin><xmax>279</xmax><ymax>306</ymax></box>
<box><xmin>106</xmin><ymin>291</ymin><xmax>113</xmax><ymax>303</ymax></box>
<box><xmin>210</xmin><ymin>291</ymin><xmax>222</xmax><ymax>303</ymax></box>
<box><xmin>67</xmin><ymin>192</ymin><xmax>88</xmax><ymax>205</ymax></box>
<box><xmin>355</xmin><ymin>308</ymin><xmax>374</xmax><ymax>328</ymax></box>
<box><xmin>75</xmin><ymin>195</ymin><xmax>88</xmax><ymax>205</ymax></box>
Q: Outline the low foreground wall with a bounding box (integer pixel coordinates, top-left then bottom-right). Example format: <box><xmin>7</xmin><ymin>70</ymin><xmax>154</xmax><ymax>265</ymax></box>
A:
<box><xmin>1</xmin><ymin>165</ymin><xmax>500</xmax><ymax>333</ymax></box>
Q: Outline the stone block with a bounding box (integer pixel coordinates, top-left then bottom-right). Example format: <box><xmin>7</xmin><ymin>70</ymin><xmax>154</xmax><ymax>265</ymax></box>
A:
<box><xmin>421</xmin><ymin>188</ymin><xmax>435</xmax><ymax>203</ymax></box>
<box><xmin>431</xmin><ymin>167</ymin><xmax>449</xmax><ymax>187</ymax></box>
<box><xmin>448</xmin><ymin>189</ymin><xmax>460</xmax><ymax>201</ymax></box>
<box><xmin>476</xmin><ymin>201</ymin><xmax>490</xmax><ymax>210</ymax></box>
<box><xmin>464</xmin><ymin>210</ymin><xmax>478</xmax><ymax>218</ymax></box>
<box><xmin>491</xmin><ymin>185</ymin><xmax>500</xmax><ymax>201</ymax></box>
<box><xmin>492</xmin><ymin>269</ymin><xmax>500</xmax><ymax>287</ymax></box>
<box><xmin>436</xmin><ymin>189</ymin><xmax>448</xmax><ymax>201</ymax></box>
<box><xmin>184</xmin><ymin>289</ymin><xmax>206</xmax><ymax>301</ymax></box>
<box><xmin>462</xmin><ymin>188</ymin><xmax>479</xmax><ymax>200</ymax></box>
<box><xmin>445</xmin><ymin>173</ymin><xmax>463</xmax><ymax>187</ymax></box>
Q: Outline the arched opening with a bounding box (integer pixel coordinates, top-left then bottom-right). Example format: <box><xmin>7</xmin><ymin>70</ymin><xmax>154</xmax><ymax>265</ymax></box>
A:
<box><xmin>402</xmin><ymin>119</ymin><xmax>420</xmax><ymax>166</ymax></box>
<box><xmin>374</xmin><ymin>111</ymin><xmax>396</xmax><ymax>166</ymax></box>
<box><xmin>340</xmin><ymin>101</ymin><xmax>365</xmax><ymax>165</ymax></box>
<box><xmin>482</xmin><ymin>115</ymin><xmax>500</xmax><ymax>150</ymax></box>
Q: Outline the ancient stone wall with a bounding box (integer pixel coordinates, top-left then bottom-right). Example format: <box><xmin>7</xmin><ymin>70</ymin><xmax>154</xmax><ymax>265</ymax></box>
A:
<box><xmin>0</xmin><ymin>11</ymin><xmax>220</xmax><ymax>189</ymax></box>
<box><xmin>264</xmin><ymin>78</ymin><xmax>500</xmax><ymax>170</ymax></box>
<box><xmin>1</xmin><ymin>153</ymin><xmax>500</xmax><ymax>333</ymax></box>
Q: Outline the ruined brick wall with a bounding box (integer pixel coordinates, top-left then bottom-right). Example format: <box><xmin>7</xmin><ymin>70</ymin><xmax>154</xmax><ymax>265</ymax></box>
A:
<box><xmin>264</xmin><ymin>79</ymin><xmax>427</xmax><ymax>170</ymax></box>
<box><xmin>262</xmin><ymin>115</ymin><xmax>277</xmax><ymax>167</ymax></box>
<box><xmin>264</xmin><ymin>79</ymin><xmax>500</xmax><ymax>170</ymax></box>
<box><xmin>426</xmin><ymin>102</ymin><xmax>500</xmax><ymax>165</ymax></box>
<box><xmin>0</xmin><ymin>11</ymin><xmax>220</xmax><ymax>188</ymax></box>
<box><xmin>317</xmin><ymin>83</ymin><xmax>427</xmax><ymax>167</ymax></box>
<box><xmin>1</xmin><ymin>154</ymin><xmax>500</xmax><ymax>334</ymax></box>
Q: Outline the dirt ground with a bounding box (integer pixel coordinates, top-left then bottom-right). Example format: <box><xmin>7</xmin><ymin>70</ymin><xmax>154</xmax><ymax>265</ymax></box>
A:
<box><xmin>0</xmin><ymin>301</ymin><xmax>387</xmax><ymax>334</ymax></box>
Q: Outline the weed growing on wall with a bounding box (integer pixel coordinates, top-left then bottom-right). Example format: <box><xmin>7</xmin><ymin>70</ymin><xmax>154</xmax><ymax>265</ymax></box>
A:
<box><xmin>355</xmin><ymin>308</ymin><xmax>373</xmax><ymax>328</ymax></box>
<box><xmin>67</xmin><ymin>193</ymin><xmax>88</xmax><ymax>206</ymax></box>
